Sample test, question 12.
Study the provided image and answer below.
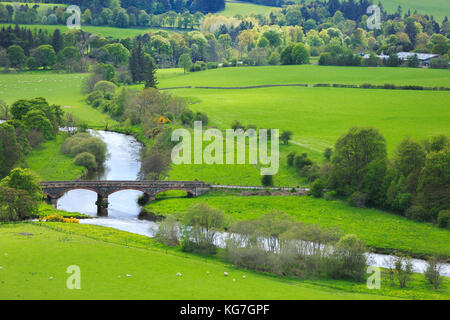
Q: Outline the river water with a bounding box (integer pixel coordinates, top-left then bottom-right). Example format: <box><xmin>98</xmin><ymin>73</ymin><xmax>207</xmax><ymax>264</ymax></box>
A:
<box><xmin>56</xmin><ymin>130</ymin><xmax>449</xmax><ymax>277</ymax></box>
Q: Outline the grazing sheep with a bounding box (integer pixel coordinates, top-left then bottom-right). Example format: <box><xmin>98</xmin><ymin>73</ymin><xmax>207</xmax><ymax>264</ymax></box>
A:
<box><xmin>206</xmin><ymin>271</ymin><xmax>210</xmax><ymax>275</ymax></box>
<box><xmin>176</xmin><ymin>272</ymin><xmax>182</xmax><ymax>277</ymax></box>
<box><xmin>233</xmin><ymin>279</ymin><xmax>236</xmax><ymax>283</ymax></box>
<box><xmin>126</xmin><ymin>274</ymin><xmax>132</xmax><ymax>277</ymax></box>
<box><xmin>49</xmin><ymin>276</ymin><xmax>53</xmax><ymax>280</ymax></box>
<box><xmin>224</xmin><ymin>272</ymin><xmax>229</xmax><ymax>276</ymax></box>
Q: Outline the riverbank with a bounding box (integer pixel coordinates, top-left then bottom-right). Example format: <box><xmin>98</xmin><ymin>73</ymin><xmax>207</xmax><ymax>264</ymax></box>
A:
<box><xmin>144</xmin><ymin>191</ymin><xmax>450</xmax><ymax>262</ymax></box>
<box><xmin>1</xmin><ymin>221</ymin><xmax>448</xmax><ymax>300</ymax></box>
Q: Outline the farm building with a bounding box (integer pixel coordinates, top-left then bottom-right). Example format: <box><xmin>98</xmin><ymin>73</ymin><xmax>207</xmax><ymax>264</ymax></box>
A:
<box><xmin>362</xmin><ymin>52</ymin><xmax>439</xmax><ymax>66</ymax></box>
<box><xmin>396</xmin><ymin>52</ymin><xmax>439</xmax><ymax>65</ymax></box>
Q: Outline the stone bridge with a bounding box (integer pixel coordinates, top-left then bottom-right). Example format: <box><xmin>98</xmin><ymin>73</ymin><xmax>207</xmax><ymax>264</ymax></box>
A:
<box><xmin>41</xmin><ymin>180</ymin><xmax>211</xmax><ymax>216</ymax></box>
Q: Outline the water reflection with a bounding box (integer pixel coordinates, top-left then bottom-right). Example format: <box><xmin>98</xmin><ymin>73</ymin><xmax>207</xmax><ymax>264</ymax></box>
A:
<box><xmin>57</xmin><ymin>130</ymin><xmax>144</xmax><ymax>218</ymax></box>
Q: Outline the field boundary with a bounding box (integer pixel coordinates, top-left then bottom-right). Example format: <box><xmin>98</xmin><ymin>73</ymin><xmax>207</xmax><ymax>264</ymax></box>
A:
<box><xmin>160</xmin><ymin>83</ymin><xmax>450</xmax><ymax>91</ymax></box>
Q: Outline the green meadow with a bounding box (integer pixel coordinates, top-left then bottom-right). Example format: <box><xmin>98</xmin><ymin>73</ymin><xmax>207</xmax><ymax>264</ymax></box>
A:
<box><xmin>166</xmin><ymin>86</ymin><xmax>449</xmax><ymax>156</ymax></box>
<box><xmin>24</xmin><ymin>133</ymin><xmax>85</xmax><ymax>181</ymax></box>
<box><xmin>152</xmin><ymin>65</ymin><xmax>450</xmax><ymax>185</ymax></box>
<box><xmin>145</xmin><ymin>192</ymin><xmax>450</xmax><ymax>259</ymax></box>
<box><xmin>0</xmin><ymin>222</ymin><xmax>402</xmax><ymax>300</ymax></box>
<box><xmin>159</xmin><ymin>65</ymin><xmax>450</xmax><ymax>88</ymax></box>
<box><xmin>0</xmin><ymin>71</ymin><xmax>110</xmax><ymax>126</ymax></box>
<box><xmin>220</xmin><ymin>1</ymin><xmax>274</xmax><ymax>17</ymax></box>
<box><xmin>300</xmin><ymin>0</ymin><xmax>450</xmax><ymax>21</ymax></box>
<box><xmin>0</xmin><ymin>23</ymin><xmax>177</xmax><ymax>39</ymax></box>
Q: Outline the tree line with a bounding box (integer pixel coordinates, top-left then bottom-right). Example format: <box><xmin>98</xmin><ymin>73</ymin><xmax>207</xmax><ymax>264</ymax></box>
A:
<box><xmin>283</xmin><ymin>127</ymin><xmax>450</xmax><ymax>229</ymax></box>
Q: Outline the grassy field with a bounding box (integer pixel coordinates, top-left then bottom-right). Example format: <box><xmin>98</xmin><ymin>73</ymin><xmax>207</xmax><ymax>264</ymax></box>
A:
<box><xmin>165</xmin><ymin>86</ymin><xmax>449</xmax><ymax>156</ymax></box>
<box><xmin>145</xmin><ymin>192</ymin><xmax>450</xmax><ymax>259</ymax></box>
<box><xmin>0</xmin><ymin>23</ymin><xmax>177</xmax><ymax>39</ymax></box>
<box><xmin>298</xmin><ymin>0</ymin><xmax>450</xmax><ymax>21</ymax></box>
<box><xmin>220</xmin><ymin>1</ymin><xmax>274</xmax><ymax>17</ymax></box>
<box><xmin>0</xmin><ymin>71</ymin><xmax>111</xmax><ymax>126</ymax></box>
<box><xmin>23</xmin><ymin>133</ymin><xmax>85</xmax><ymax>181</ymax></box>
<box><xmin>0</xmin><ymin>222</ymin><xmax>403</xmax><ymax>300</ymax></box>
<box><xmin>0</xmin><ymin>2</ymin><xmax>66</xmax><ymax>8</ymax></box>
<box><xmin>159</xmin><ymin>65</ymin><xmax>450</xmax><ymax>88</ymax></box>
<box><xmin>156</xmin><ymin>65</ymin><xmax>450</xmax><ymax>184</ymax></box>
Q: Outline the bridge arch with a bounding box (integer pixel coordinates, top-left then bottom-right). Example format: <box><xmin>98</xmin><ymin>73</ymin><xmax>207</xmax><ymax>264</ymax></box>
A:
<box><xmin>43</xmin><ymin>187</ymin><xmax>100</xmax><ymax>199</ymax></box>
<box><xmin>106</xmin><ymin>188</ymin><xmax>150</xmax><ymax>197</ymax></box>
<box><xmin>154</xmin><ymin>188</ymin><xmax>195</xmax><ymax>197</ymax></box>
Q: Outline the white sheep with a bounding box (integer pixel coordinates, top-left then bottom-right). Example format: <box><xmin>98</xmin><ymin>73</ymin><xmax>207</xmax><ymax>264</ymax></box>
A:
<box><xmin>176</xmin><ymin>272</ymin><xmax>182</xmax><ymax>277</ymax></box>
<box><xmin>224</xmin><ymin>272</ymin><xmax>229</xmax><ymax>276</ymax></box>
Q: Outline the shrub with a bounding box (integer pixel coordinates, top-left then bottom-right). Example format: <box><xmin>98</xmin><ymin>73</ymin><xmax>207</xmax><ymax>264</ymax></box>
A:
<box><xmin>181</xmin><ymin>203</ymin><xmax>226</xmax><ymax>255</ymax></box>
<box><xmin>347</xmin><ymin>191</ymin><xmax>368</xmax><ymax>208</ymax></box>
<box><xmin>180</xmin><ymin>109</ymin><xmax>194</xmax><ymax>125</ymax></box>
<box><xmin>39</xmin><ymin>215</ymin><xmax>79</xmax><ymax>223</ymax></box>
<box><xmin>294</xmin><ymin>153</ymin><xmax>313</xmax><ymax>170</ymax></box>
<box><xmin>262</xmin><ymin>175</ymin><xmax>274</xmax><ymax>187</ymax></box>
<box><xmin>194</xmin><ymin>112</ymin><xmax>208</xmax><ymax>125</ymax></box>
<box><xmin>424</xmin><ymin>255</ymin><xmax>444</xmax><ymax>290</ymax></box>
<box><xmin>393</xmin><ymin>255</ymin><xmax>414</xmax><ymax>288</ymax></box>
<box><xmin>287</xmin><ymin>151</ymin><xmax>296</xmax><ymax>166</ymax></box>
<box><xmin>325</xmin><ymin>234</ymin><xmax>368</xmax><ymax>282</ymax></box>
<box><xmin>268</xmin><ymin>52</ymin><xmax>280</xmax><ymax>65</ymax></box>
<box><xmin>406</xmin><ymin>205</ymin><xmax>430</xmax><ymax>222</ymax></box>
<box><xmin>280</xmin><ymin>130</ymin><xmax>292</xmax><ymax>145</ymax></box>
<box><xmin>437</xmin><ymin>210</ymin><xmax>450</xmax><ymax>229</ymax></box>
<box><xmin>74</xmin><ymin>152</ymin><xmax>97</xmax><ymax>170</ymax></box>
<box><xmin>231</xmin><ymin>120</ymin><xmax>245</xmax><ymax>131</ymax></box>
<box><xmin>155</xmin><ymin>214</ymin><xmax>179</xmax><ymax>246</ymax></box>
<box><xmin>93</xmin><ymin>80</ymin><xmax>118</xmax><ymax>94</ymax></box>
<box><xmin>206</xmin><ymin>62</ymin><xmax>218</xmax><ymax>69</ymax></box>
<box><xmin>311</xmin><ymin>179</ymin><xmax>325</xmax><ymax>198</ymax></box>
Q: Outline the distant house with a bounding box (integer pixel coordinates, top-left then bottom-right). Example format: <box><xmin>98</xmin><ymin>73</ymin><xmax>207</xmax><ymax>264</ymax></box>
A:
<box><xmin>396</xmin><ymin>52</ymin><xmax>439</xmax><ymax>66</ymax></box>
<box><xmin>361</xmin><ymin>52</ymin><xmax>439</xmax><ymax>66</ymax></box>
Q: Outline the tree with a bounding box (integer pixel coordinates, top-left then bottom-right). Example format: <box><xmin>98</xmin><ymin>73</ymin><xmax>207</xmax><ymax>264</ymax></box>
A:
<box><xmin>262</xmin><ymin>174</ymin><xmax>274</xmax><ymax>187</ymax></box>
<box><xmin>104</xmin><ymin>43</ymin><xmax>130</xmax><ymax>66</ymax></box>
<box><xmin>182</xmin><ymin>202</ymin><xmax>226</xmax><ymax>254</ymax></box>
<box><xmin>51</xmin><ymin>29</ymin><xmax>63</xmax><ymax>53</ymax></box>
<box><xmin>0</xmin><ymin>186</ymin><xmax>37</xmax><ymax>221</ymax></box>
<box><xmin>33</xmin><ymin>45</ymin><xmax>57</xmax><ymax>69</ymax></box>
<box><xmin>280</xmin><ymin>130</ymin><xmax>292</xmax><ymax>145</ymax></box>
<box><xmin>416</xmin><ymin>148</ymin><xmax>450</xmax><ymax>220</ymax></box>
<box><xmin>7</xmin><ymin>45</ymin><xmax>26</xmax><ymax>69</ymax></box>
<box><xmin>144</xmin><ymin>55</ymin><xmax>158</xmax><ymax>89</ymax></box>
<box><xmin>23</xmin><ymin>109</ymin><xmax>54</xmax><ymax>140</ymax></box>
<box><xmin>280</xmin><ymin>43</ymin><xmax>295</xmax><ymax>65</ymax></box>
<box><xmin>395</xmin><ymin>137</ymin><xmax>426</xmax><ymax>178</ymax></box>
<box><xmin>425</xmin><ymin>255</ymin><xmax>444</xmax><ymax>290</ymax></box>
<box><xmin>324</xmin><ymin>147</ymin><xmax>333</xmax><ymax>161</ymax></box>
<box><xmin>330</xmin><ymin>127</ymin><xmax>387</xmax><ymax>198</ymax></box>
<box><xmin>0</xmin><ymin>100</ymin><xmax>10</xmax><ymax>120</ymax></box>
<box><xmin>407</xmin><ymin>54</ymin><xmax>419</xmax><ymax>68</ymax></box>
<box><xmin>311</xmin><ymin>179</ymin><xmax>325</xmax><ymax>198</ymax></box>
<box><xmin>385</xmin><ymin>53</ymin><xmax>401</xmax><ymax>67</ymax></box>
<box><xmin>178</xmin><ymin>53</ymin><xmax>192</xmax><ymax>74</ymax></box>
<box><xmin>0</xmin><ymin>122</ymin><xmax>20</xmax><ymax>178</ymax></box>
<box><xmin>0</xmin><ymin>167</ymin><xmax>42</xmax><ymax>201</ymax></box>
<box><xmin>129</xmin><ymin>40</ymin><xmax>145</xmax><ymax>83</ymax></box>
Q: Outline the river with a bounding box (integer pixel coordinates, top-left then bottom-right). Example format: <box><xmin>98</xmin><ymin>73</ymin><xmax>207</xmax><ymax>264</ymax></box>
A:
<box><xmin>56</xmin><ymin>130</ymin><xmax>449</xmax><ymax>277</ymax></box>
